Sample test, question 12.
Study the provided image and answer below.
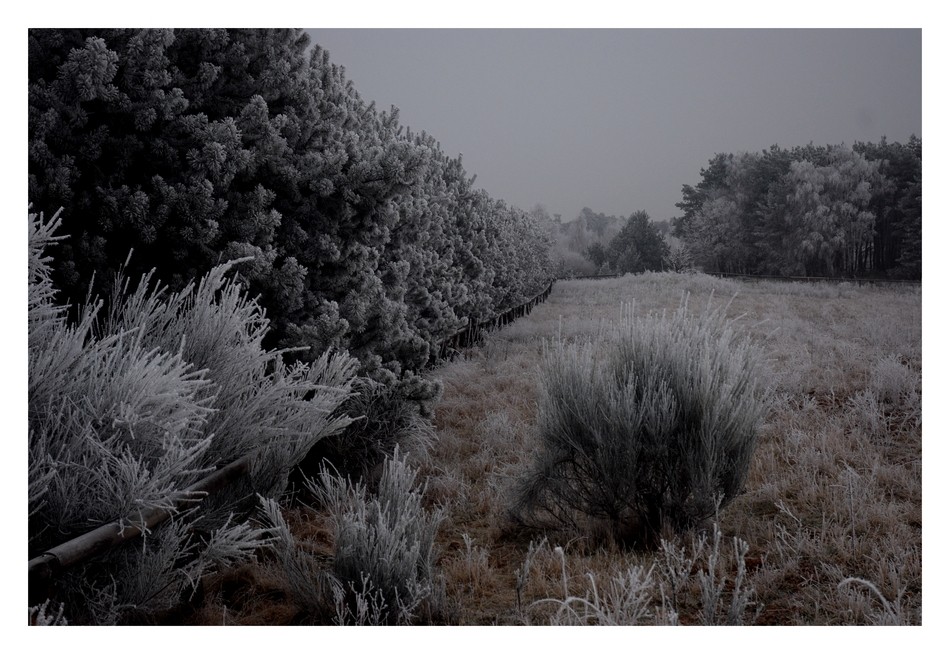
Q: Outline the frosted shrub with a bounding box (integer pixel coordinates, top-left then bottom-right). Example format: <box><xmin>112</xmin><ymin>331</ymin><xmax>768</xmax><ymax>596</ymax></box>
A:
<box><xmin>28</xmin><ymin>209</ymin><xmax>356</xmax><ymax>624</ymax></box>
<box><xmin>663</xmin><ymin>241</ymin><xmax>695</xmax><ymax>273</ymax></box>
<box><xmin>296</xmin><ymin>377</ymin><xmax>434</xmax><ymax>488</ymax></box>
<box><xmin>306</xmin><ymin>448</ymin><xmax>445</xmax><ymax>625</ymax></box>
<box><xmin>513</xmin><ymin>295</ymin><xmax>768</xmax><ymax>546</ymax></box>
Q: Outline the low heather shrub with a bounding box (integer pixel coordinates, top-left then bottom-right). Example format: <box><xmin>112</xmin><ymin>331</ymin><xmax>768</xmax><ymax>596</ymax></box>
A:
<box><xmin>513</xmin><ymin>295</ymin><xmax>769</xmax><ymax>547</ymax></box>
<box><xmin>305</xmin><ymin>448</ymin><xmax>445</xmax><ymax>625</ymax></box>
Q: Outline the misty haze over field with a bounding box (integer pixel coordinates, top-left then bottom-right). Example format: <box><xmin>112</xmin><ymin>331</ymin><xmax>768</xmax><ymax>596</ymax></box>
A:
<box><xmin>306</xmin><ymin>29</ymin><xmax>921</xmax><ymax>223</ymax></box>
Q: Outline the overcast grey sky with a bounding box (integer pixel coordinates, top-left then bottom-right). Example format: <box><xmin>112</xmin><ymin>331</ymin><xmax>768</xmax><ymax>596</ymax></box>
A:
<box><xmin>305</xmin><ymin>29</ymin><xmax>921</xmax><ymax>223</ymax></box>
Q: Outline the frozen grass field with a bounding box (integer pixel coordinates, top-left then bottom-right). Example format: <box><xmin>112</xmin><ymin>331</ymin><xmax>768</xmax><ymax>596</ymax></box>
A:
<box><xmin>185</xmin><ymin>272</ymin><xmax>921</xmax><ymax>626</ymax></box>
<box><xmin>422</xmin><ymin>272</ymin><xmax>921</xmax><ymax>625</ymax></box>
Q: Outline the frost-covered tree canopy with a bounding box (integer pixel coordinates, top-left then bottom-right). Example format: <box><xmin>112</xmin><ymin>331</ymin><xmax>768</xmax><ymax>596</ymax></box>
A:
<box><xmin>671</xmin><ymin>139</ymin><xmax>921</xmax><ymax>278</ymax></box>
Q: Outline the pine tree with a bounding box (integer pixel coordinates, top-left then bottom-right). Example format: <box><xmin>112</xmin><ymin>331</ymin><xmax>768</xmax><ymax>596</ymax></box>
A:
<box><xmin>607</xmin><ymin>211</ymin><xmax>669</xmax><ymax>274</ymax></box>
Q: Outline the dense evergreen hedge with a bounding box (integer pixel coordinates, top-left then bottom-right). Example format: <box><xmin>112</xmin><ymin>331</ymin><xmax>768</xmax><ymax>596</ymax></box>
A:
<box><xmin>29</xmin><ymin>28</ymin><xmax>554</xmax><ymax>404</ymax></box>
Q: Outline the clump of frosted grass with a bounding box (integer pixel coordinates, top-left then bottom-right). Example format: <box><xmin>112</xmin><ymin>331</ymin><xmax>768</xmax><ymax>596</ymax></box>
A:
<box><xmin>513</xmin><ymin>294</ymin><xmax>769</xmax><ymax>546</ymax></box>
<box><xmin>533</xmin><ymin>546</ymin><xmax>656</xmax><ymax>626</ymax></box>
<box><xmin>259</xmin><ymin>496</ymin><xmax>340</xmax><ymax>621</ymax></box>
<box><xmin>838</xmin><ymin>577</ymin><xmax>913</xmax><ymax>625</ymax></box>
<box><xmin>847</xmin><ymin>390</ymin><xmax>888</xmax><ymax>438</ymax></box>
<box><xmin>29</xmin><ymin>600</ymin><xmax>68</xmax><ymax>626</ymax></box>
<box><xmin>305</xmin><ymin>448</ymin><xmax>445</xmax><ymax>625</ymax></box>
<box><xmin>530</xmin><ymin>522</ymin><xmax>761</xmax><ymax>625</ymax></box>
<box><xmin>868</xmin><ymin>354</ymin><xmax>916</xmax><ymax>406</ymax></box>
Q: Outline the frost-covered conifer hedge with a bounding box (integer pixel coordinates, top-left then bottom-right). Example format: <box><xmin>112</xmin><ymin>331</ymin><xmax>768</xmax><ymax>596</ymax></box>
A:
<box><xmin>28</xmin><ymin>28</ymin><xmax>555</xmax><ymax>408</ymax></box>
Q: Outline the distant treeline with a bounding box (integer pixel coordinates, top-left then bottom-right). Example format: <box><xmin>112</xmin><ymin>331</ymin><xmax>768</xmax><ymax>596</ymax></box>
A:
<box><xmin>28</xmin><ymin>28</ymin><xmax>554</xmax><ymax>404</ymax></box>
<box><xmin>549</xmin><ymin>207</ymin><xmax>670</xmax><ymax>277</ymax></box>
<box><xmin>672</xmin><ymin>139</ymin><xmax>921</xmax><ymax>279</ymax></box>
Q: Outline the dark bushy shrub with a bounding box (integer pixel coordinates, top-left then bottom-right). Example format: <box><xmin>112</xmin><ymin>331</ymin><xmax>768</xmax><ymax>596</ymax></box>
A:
<box><xmin>513</xmin><ymin>296</ymin><xmax>769</xmax><ymax>547</ymax></box>
<box><xmin>292</xmin><ymin>377</ymin><xmax>435</xmax><ymax>491</ymax></box>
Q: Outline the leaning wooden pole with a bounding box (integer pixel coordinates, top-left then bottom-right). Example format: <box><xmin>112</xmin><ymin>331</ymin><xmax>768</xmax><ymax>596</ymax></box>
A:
<box><xmin>29</xmin><ymin>452</ymin><xmax>253</xmax><ymax>589</ymax></box>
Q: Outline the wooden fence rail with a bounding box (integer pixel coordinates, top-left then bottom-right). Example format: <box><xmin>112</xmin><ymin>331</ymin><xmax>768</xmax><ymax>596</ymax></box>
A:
<box><xmin>705</xmin><ymin>271</ymin><xmax>920</xmax><ymax>285</ymax></box>
<box><xmin>434</xmin><ymin>279</ymin><xmax>555</xmax><ymax>361</ymax></box>
<box><xmin>28</xmin><ymin>452</ymin><xmax>254</xmax><ymax>601</ymax></box>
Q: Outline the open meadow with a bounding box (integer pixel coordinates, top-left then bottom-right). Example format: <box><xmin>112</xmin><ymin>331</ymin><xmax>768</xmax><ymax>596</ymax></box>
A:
<box><xmin>418</xmin><ymin>272</ymin><xmax>921</xmax><ymax>625</ymax></box>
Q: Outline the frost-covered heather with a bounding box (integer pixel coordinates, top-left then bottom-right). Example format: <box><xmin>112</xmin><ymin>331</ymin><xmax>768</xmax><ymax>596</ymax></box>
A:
<box><xmin>28</xmin><ymin>209</ymin><xmax>357</xmax><ymax>625</ymax></box>
<box><xmin>513</xmin><ymin>296</ymin><xmax>768</xmax><ymax>545</ymax></box>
